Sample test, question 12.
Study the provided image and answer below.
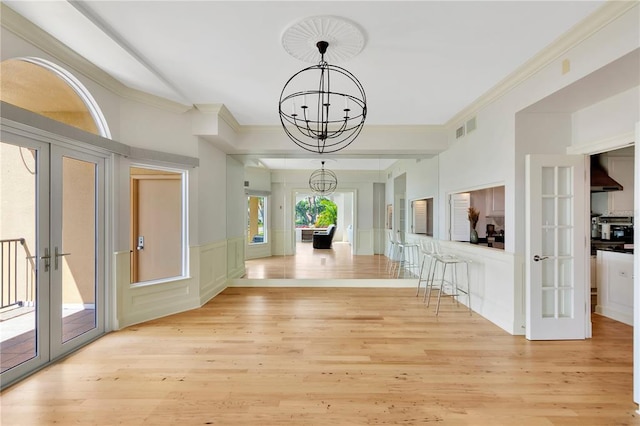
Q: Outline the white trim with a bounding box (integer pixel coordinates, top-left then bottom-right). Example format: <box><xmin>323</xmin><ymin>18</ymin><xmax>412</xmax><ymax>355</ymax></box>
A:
<box><xmin>17</xmin><ymin>56</ymin><xmax>112</xmax><ymax>139</ymax></box>
<box><xmin>128</xmin><ymin>163</ymin><xmax>190</xmax><ymax>285</ymax></box>
<box><xmin>566</xmin><ymin>132</ymin><xmax>635</xmax><ymax>155</ymax></box>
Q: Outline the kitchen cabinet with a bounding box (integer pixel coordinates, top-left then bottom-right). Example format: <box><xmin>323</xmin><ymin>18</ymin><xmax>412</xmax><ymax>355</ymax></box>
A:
<box><xmin>596</xmin><ymin>250</ymin><xmax>633</xmax><ymax>325</ymax></box>
<box><xmin>485</xmin><ymin>186</ymin><xmax>505</xmax><ymax>217</ymax></box>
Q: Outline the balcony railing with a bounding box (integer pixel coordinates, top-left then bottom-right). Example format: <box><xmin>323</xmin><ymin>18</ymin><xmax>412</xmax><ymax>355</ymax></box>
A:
<box><xmin>1</xmin><ymin>238</ymin><xmax>36</xmax><ymax>310</ymax></box>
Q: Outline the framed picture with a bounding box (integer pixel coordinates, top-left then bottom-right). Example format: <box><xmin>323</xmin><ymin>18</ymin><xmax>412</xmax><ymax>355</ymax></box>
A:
<box><xmin>386</xmin><ymin>204</ymin><xmax>393</xmax><ymax>230</ymax></box>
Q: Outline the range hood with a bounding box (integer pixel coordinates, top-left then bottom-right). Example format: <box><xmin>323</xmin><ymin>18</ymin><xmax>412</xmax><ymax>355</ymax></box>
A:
<box><xmin>591</xmin><ymin>155</ymin><xmax>623</xmax><ymax>192</ymax></box>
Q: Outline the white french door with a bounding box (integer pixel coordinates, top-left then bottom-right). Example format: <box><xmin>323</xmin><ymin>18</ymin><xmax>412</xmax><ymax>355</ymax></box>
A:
<box><xmin>0</xmin><ymin>133</ymin><xmax>105</xmax><ymax>388</ymax></box>
<box><xmin>525</xmin><ymin>154</ymin><xmax>587</xmax><ymax>340</ymax></box>
<box><xmin>49</xmin><ymin>145</ymin><xmax>105</xmax><ymax>359</ymax></box>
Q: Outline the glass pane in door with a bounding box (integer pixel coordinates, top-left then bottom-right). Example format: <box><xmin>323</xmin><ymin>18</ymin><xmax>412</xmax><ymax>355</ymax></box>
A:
<box><xmin>539</xmin><ymin>166</ymin><xmax>575</xmax><ymax>320</ymax></box>
<box><xmin>60</xmin><ymin>156</ymin><xmax>96</xmax><ymax>343</ymax></box>
<box><xmin>0</xmin><ymin>142</ymin><xmax>38</xmax><ymax>372</ymax></box>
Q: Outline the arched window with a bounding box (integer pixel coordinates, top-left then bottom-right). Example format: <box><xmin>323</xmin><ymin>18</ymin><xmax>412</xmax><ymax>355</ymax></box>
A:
<box><xmin>0</xmin><ymin>57</ymin><xmax>111</xmax><ymax>138</ymax></box>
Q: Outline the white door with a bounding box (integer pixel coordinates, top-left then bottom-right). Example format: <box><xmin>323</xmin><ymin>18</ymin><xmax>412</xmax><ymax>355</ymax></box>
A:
<box><xmin>525</xmin><ymin>154</ymin><xmax>587</xmax><ymax>340</ymax></box>
<box><xmin>49</xmin><ymin>146</ymin><xmax>105</xmax><ymax>358</ymax></box>
<box><xmin>0</xmin><ymin>137</ymin><xmax>50</xmax><ymax>386</ymax></box>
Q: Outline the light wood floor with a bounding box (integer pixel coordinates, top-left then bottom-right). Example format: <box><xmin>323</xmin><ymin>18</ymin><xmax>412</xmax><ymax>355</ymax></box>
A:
<box><xmin>1</xmin><ymin>287</ymin><xmax>636</xmax><ymax>425</ymax></box>
<box><xmin>244</xmin><ymin>241</ymin><xmax>397</xmax><ymax>279</ymax></box>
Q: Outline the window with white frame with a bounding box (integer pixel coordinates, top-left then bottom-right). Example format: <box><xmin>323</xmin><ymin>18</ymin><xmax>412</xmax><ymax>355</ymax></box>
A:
<box><xmin>247</xmin><ymin>195</ymin><xmax>267</xmax><ymax>244</ymax></box>
<box><xmin>130</xmin><ymin>166</ymin><xmax>188</xmax><ymax>284</ymax></box>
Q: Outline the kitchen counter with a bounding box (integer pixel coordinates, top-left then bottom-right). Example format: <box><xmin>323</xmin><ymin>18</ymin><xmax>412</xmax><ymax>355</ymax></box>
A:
<box><xmin>591</xmin><ymin>238</ymin><xmax>633</xmax><ymax>255</ymax></box>
<box><xmin>598</xmin><ymin>248</ymin><xmax>633</xmax><ymax>254</ymax></box>
<box><xmin>595</xmin><ymin>249</ymin><xmax>633</xmax><ymax>326</ymax></box>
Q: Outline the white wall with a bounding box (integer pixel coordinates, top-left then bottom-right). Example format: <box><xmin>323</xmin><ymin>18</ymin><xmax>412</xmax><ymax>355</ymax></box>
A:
<box><xmin>573</xmin><ymin>87</ymin><xmax>640</xmax><ymax>146</ymax></box>
<box><xmin>386</xmin><ymin>157</ymin><xmax>439</xmax><ymax>237</ymax></box>
<box><xmin>245</xmin><ymin>166</ymin><xmax>272</xmax><ymax>193</ymax></box>
<box><xmin>197</xmin><ymin>140</ymin><xmax>228</xmax><ymax>244</ymax></box>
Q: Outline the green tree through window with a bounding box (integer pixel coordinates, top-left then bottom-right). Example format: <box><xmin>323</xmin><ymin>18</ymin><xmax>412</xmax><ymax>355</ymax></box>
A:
<box><xmin>295</xmin><ymin>196</ymin><xmax>337</xmax><ymax>227</ymax></box>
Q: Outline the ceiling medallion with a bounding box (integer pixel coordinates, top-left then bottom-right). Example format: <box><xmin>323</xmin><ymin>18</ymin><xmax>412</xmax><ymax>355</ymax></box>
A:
<box><xmin>281</xmin><ymin>15</ymin><xmax>366</xmax><ymax>64</ymax></box>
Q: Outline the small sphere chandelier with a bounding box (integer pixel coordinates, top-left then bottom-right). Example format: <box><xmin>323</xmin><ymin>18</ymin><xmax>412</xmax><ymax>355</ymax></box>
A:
<box><xmin>279</xmin><ymin>40</ymin><xmax>367</xmax><ymax>154</ymax></box>
<box><xmin>309</xmin><ymin>161</ymin><xmax>338</xmax><ymax>196</ymax></box>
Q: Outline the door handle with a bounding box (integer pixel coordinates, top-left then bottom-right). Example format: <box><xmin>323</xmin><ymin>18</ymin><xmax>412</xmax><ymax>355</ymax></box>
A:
<box><xmin>54</xmin><ymin>246</ymin><xmax>71</xmax><ymax>270</ymax></box>
<box><xmin>40</xmin><ymin>247</ymin><xmax>50</xmax><ymax>272</ymax></box>
<box><xmin>533</xmin><ymin>255</ymin><xmax>549</xmax><ymax>262</ymax></box>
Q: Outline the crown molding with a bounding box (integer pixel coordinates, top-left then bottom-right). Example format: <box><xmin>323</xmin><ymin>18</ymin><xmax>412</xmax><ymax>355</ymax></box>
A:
<box><xmin>445</xmin><ymin>1</ymin><xmax>639</xmax><ymax>129</ymax></box>
<box><xmin>194</xmin><ymin>104</ymin><xmax>241</xmax><ymax>133</ymax></box>
<box><xmin>1</xmin><ymin>4</ymin><xmax>192</xmax><ymax>114</ymax></box>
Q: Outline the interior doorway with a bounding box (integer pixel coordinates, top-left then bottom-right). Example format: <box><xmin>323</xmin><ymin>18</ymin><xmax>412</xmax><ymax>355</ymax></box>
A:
<box><xmin>293</xmin><ymin>190</ymin><xmax>354</xmax><ymax>255</ymax></box>
<box><xmin>588</xmin><ymin>145</ymin><xmax>635</xmax><ymax>337</ymax></box>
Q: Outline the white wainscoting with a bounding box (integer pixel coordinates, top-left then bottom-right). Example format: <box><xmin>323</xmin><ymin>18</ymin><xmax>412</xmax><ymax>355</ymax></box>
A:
<box><xmin>356</xmin><ymin>228</ymin><xmax>374</xmax><ymax>255</ymax></box>
<box><xmin>227</xmin><ymin>236</ymin><xmax>246</xmax><ymax>279</ymax></box>
<box><xmin>114</xmin><ymin>248</ymin><xmax>201</xmax><ymax>328</ymax></box>
<box><xmin>114</xmin><ymin>240</ymin><xmax>232</xmax><ymax>329</ymax></box>
<box><xmin>246</xmin><ymin>239</ymin><xmax>271</xmax><ymax>260</ymax></box>
<box><xmin>398</xmin><ymin>236</ymin><xmax>522</xmax><ymax>335</ymax></box>
<box><xmin>436</xmin><ymin>240</ymin><xmax>521</xmax><ymax>335</ymax></box>
<box><xmin>271</xmin><ymin>229</ymin><xmax>293</xmax><ymax>256</ymax></box>
<box><xmin>373</xmin><ymin>228</ymin><xmax>386</xmax><ymax>255</ymax></box>
<box><xmin>199</xmin><ymin>240</ymin><xmax>229</xmax><ymax>305</ymax></box>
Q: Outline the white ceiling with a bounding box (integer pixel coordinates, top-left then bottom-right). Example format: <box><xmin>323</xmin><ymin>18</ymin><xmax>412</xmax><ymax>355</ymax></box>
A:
<box><xmin>3</xmin><ymin>0</ymin><xmax>606</xmax><ymax>170</ymax></box>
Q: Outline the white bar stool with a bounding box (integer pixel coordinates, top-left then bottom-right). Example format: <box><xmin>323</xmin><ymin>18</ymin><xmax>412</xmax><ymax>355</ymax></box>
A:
<box><xmin>385</xmin><ymin>229</ymin><xmax>398</xmax><ymax>274</ymax></box>
<box><xmin>416</xmin><ymin>240</ymin><xmax>435</xmax><ymax>297</ymax></box>
<box><xmin>396</xmin><ymin>232</ymin><xmax>420</xmax><ymax>278</ymax></box>
<box><xmin>425</xmin><ymin>253</ymin><xmax>472</xmax><ymax>316</ymax></box>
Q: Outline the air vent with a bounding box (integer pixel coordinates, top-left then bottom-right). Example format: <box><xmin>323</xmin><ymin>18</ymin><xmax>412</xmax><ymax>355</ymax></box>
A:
<box><xmin>456</xmin><ymin>125</ymin><xmax>465</xmax><ymax>139</ymax></box>
<box><xmin>244</xmin><ymin>180</ymin><xmax>249</xmax><ymax>187</ymax></box>
<box><xmin>466</xmin><ymin>116</ymin><xmax>477</xmax><ymax>133</ymax></box>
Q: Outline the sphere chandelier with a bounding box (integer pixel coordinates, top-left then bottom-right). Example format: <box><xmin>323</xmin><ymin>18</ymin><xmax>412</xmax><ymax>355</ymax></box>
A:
<box><xmin>308</xmin><ymin>161</ymin><xmax>338</xmax><ymax>196</ymax></box>
<box><xmin>279</xmin><ymin>40</ymin><xmax>367</xmax><ymax>154</ymax></box>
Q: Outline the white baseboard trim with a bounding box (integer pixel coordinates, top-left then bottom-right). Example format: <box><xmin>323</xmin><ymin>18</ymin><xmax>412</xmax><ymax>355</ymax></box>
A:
<box><xmin>594</xmin><ymin>306</ymin><xmax>633</xmax><ymax>326</ymax></box>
